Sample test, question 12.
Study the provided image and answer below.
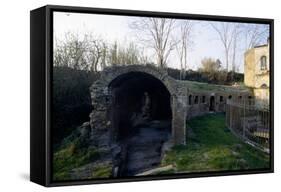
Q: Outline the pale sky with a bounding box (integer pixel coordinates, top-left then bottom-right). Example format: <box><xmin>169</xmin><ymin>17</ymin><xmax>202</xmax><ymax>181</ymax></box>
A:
<box><xmin>53</xmin><ymin>11</ymin><xmax>269</xmax><ymax>73</ymax></box>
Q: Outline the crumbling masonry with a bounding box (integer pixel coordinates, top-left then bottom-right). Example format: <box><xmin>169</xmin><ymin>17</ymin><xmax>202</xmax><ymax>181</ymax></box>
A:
<box><xmin>71</xmin><ymin>64</ymin><xmax>254</xmax><ymax>177</ymax></box>
<box><xmin>89</xmin><ymin>65</ymin><xmax>252</xmax><ymax>146</ymax></box>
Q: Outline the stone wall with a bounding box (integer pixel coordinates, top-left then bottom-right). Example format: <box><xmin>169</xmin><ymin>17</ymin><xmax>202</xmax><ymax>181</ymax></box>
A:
<box><xmin>89</xmin><ymin>65</ymin><xmax>187</xmax><ymax>146</ymax></box>
<box><xmin>244</xmin><ymin>44</ymin><xmax>270</xmax><ymax>111</ymax></box>
<box><xmin>245</xmin><ymin>48</ymin><xmax>256</xmax><ymax>88</ymax></box>
<box><xmin>244</xmin><ymin>44</ymin><xmax>269</xmax><ymax>88</ymax></box>
<box><xmin>88</xmin><ymin>65</ymin><xmax>252</xmax><ymax>146</ymax></box>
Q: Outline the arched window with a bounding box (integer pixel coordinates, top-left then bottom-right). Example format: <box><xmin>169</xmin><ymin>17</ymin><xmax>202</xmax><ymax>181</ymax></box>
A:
<box><xmin>220</xmin><ymin>96</ymin><xmax>224</xmax><ymax>102</ymax></box>
<box><xmin>188</xmin><ymin>95</ymin><xmax>192</xmax><ymax>105</ymax></box>
<box><xmin>260</xmin><ymin>56</ymin><xmax>267</xmax><ymax>70</ymax></box>
<box><xmin>261</xmin><ymin>84</ymin><xmax>268</xmax><ymax>89</ymax></box>
<box><xmin>194</xmin><ymin>96</ymin><xmax>199</xmax><ymax>104</ymax></box>
<box><xmin>248</xmin><ymin>96</ymin><xmax>253</xmax><ymax>105</ymax></box>
<box><xmin>202</xmin><ymin>96</ymin><xmax>206</xmax><ymax>103</ymax></box>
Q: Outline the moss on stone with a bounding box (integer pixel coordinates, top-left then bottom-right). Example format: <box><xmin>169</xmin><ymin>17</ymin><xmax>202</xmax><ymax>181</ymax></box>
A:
<box><xmin>181</xmin><ymin>80</ymin><xmax>249</xmax><ymax>93</ymax></box>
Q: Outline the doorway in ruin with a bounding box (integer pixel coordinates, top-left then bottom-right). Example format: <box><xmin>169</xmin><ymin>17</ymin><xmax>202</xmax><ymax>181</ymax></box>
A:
<box><xmin>108</xmin><ymin>72</ymin><xmax>172</xmax><ymax>176</ymax></box>
<box><xmin>209</xmin><ymin>96</ymin><xmax>215</xmax><ymax>111</ymax></box>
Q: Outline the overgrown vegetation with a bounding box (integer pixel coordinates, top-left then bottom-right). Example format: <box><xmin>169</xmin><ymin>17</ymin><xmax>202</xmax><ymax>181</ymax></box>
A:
<box><xmin>167</xmin><ymin>67</ymin><xmax>243</xmax><ymax>85</ymax></box>
<box><xmin>161</xmin><ymin>113</ymin><xmax>269</xmax><ymax>173</ymax></box>
<box><xmin>91</xmin><ymin>165</ymin><xmax>112</xmax><ymax>178</ymax></box>
<box><xmin>53</xmin><ymin>138</ymin><xmax>101</xmax><ymax>181</ymax></box>
<box><xmin>52</xmin><ymin>67</ymin><xmax>99</xmax><ymax>146</ymax></box>
<box><xmin>54</xmin><ymin>32</ymin><xmax>153</xmax><ymax>71</ymax></box>
<box><xmin>167</xmin><ymin>56</ymin><xmax>244</xmax><ymax>85</ymax></box>
<box><xmin>53</xmin><ymin>137</ymin><xmax>113</xmax><ymax>181</ymax></box>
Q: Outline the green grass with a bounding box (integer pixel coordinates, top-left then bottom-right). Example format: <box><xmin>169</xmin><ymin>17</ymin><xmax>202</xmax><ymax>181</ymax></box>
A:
<box><xmin>161</xmin><ymin>113</ymin><xmax>269</xmax><ymax>173</ymax></box>
<box><xmin>180</xmin><ymin>80</ymin><xmax>249</xmax><ymax>93</ymax></box>
<box><xmin>91</xmin><ymin>165</ymin><xmax>113</xmax><ymax>178</ymax></box>
<box><xmin>53</xmin><ymin>139</ymin><xmax>101</xmax><ymax>181</ymax></box>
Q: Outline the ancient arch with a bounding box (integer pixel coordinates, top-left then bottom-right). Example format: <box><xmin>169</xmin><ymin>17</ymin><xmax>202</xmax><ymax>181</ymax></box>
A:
<box><xmin>89</xmin><ymin>65</ymin><xmax>187</xmax><ymax>145</ymax></box>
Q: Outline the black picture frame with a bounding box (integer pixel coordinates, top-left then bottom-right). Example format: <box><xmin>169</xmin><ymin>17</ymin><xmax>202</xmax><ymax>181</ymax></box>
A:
<box><xmin>30</xmin><ymin>4</ymin><xmax>274</xmax><ymax>187</ymax></box>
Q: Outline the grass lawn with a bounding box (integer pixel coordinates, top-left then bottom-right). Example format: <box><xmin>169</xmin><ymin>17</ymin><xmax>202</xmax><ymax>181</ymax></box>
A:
<box><xmin>53</xmin><ymin>138</ymin><xmax>112</xmax><ymax>181</ymax></box>
<box><xmin>161</xmin><ymin>113</ymin><xmax>270</xmax><ymax>174</ymax></box>
<box><xmin>53</xmin><ymin>141</ymin><xmax>100</xmax><ymax>181</ymax></box>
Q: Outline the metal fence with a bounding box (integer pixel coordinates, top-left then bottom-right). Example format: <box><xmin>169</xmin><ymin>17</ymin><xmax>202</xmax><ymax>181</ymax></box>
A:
<box><xmin>226</xmin><ymin>98</ymin><xmax>270</xmax><ymax>153</ymax></box>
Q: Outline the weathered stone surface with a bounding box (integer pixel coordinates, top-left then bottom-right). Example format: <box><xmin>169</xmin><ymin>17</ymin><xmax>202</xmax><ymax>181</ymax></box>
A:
<box><xmin>89</xmin><ymin>64</ymin><xmax>185</xmax><ymax>146</ymax></box>
<box><xmin>65</xmin><ymin>64</ymin><xmax>253</xmax><ymax>178</ymax></box>
<box><xmin>70</xmin><ymin>160</ymin><xmax>112</xmax><ymax>180</ymax></box>
<box><xmin>88</xmin><ymin>64</ymin><xmax>250</xmax><ymax>146</ymax></box>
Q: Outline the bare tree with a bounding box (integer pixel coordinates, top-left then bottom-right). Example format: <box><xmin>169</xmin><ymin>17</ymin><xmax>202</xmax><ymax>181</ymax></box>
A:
<box><xmin>107</xmin><ymin>41</ymin><xmax>144</xmax><ymax>66</ymax></box>
<box><xmin>230</xmin><ymin>25</ymin><xmax>241</xmax><ymax>74</ymax></box>
<box><xmin>138</xmin><ymin>47</ymin><xmax>151</xmax><ymax>65</ymax></box>
<box><xmin>122</xmin><ymin>42</ymin><xmax>140</xmax><ymax>65</ymax></box>
<box><xmin>100</xmin><ymin>41</ymin><xmax>108</xmax><ymax>70</ymax></box>
<box><xmin>54</xmin><ymin>38</ymin><xmax>69</xmax><ymax>67</ymax></box>
<box><xmin>54</xmin><ymin>31</ymin><xmax>154</xmax><ymax>71</ymax></box>
<box><xmin>130</xmin><ymin>18</ymin><xmax>176</xmax><ymax>68</ymax></box>
<box><xmin>108</xmin><ymin>41</ymin><xmax>118</xmax><ymax>66</ymax></box>
<box><xmin>210</xmin><ymin>22</ymin><xmax>241</xmax><ymax>72</ymax></box>
<box><xmin>175</xmin><ymin>20</ymin><xmax>193</xmax><ymax>79</ymax></box>
<box><xmin>54</xmin><ymin>32</ymin><xmax>91</xmax><ymax>70</ymax></box>
<box><xmin>86</xmin><ymin>35</ymin><xmax>106</xmax><ymax>72</ymax></box>
<box><xmin>54</xmin><ymin>32</ymin><xmax>108</xmax><ymax>72</ymax></box>
<box><xmin>242</xmin><ymin>24</ymin><xmax>269</xmax><ymax>49</ymax></box>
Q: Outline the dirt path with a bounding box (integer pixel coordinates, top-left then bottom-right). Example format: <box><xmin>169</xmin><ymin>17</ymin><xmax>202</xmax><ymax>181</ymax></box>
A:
<box><xmin>124</xmin><ymin>121</ymin><xmax>170</xmax><ymax>176</ymax></box>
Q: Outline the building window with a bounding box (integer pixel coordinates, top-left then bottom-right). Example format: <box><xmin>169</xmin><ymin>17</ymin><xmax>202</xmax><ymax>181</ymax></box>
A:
<box><xmin>228</xmin><ymin>95</ymin><xmax>232</xmax><ymax>99</ymax></box>
<box><xmin>202</xmin><ymin>96</ymin><xmax>206</xmax><ymax>103</ymax></box>
<box><xmin>188</xmin><ymin>95</ymin><xmax>192</xmax><ymax>105</ymax></box>
<box><xmin>261</xmin><ymin>84</ymin><xmax>268</xmax><ymax>89</ymax></box>
<box><xmin>194</xmin><ymin>96</ymin><xmax>199</xmax><ymax>104</ymax></box>
<box><xmin>260</xmin><ymin>56</ymin><xmax>267</xmax><ymax>70</ymax></box>
<box><xmin>220</xmin><ymin>96</ymin><xmax>224</xmax><ymax>102</ymax></box>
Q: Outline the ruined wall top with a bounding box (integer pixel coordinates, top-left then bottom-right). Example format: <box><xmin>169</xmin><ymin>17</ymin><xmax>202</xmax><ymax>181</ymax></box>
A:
<box><xmin>90</xmin><ymin>64</ymin><xmax>183</xmax><ymax>97</ymax></box>
<box><xmin>90</xmin><ymin>64</ymin><xmax>252</xmax><ymax>101</ymax></box>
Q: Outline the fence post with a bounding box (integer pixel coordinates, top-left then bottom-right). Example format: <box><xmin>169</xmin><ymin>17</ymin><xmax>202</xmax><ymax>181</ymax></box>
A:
<box><xmin>243</xmin><ymin>97</ymin><xmax>246</xmax><ymax>138</ymax></box>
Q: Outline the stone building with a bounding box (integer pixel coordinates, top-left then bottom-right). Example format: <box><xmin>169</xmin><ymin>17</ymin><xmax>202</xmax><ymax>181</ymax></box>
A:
<box><xmin>69</xmin><ymin>41</ymin><xmax>272</xmax><ymax>177</ymax></box>
<box><xmin>224</xmin><ymin>43</ymin><xmax>271</xmax><ymax>152</ymax></box>
<box><xmin>244</xmin><ymin>41</ymin><xmax>270</xmax><ymax>109</ymax></box>
<box><xmin>89</xmin><ymin>65</ymin><xmax>251</xmax><ymax>146</ymax></box>
<box><xmin>80</xmin><ymin>64</ymin><xmax>253</xmax><ymax>176</ymax></box>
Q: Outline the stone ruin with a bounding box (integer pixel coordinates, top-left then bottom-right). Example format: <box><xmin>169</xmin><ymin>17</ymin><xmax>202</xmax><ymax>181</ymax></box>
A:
<box><xmin>74</xmin><ymin>64</ymin><xmax>253</xmax><ymax>177</ymax></box>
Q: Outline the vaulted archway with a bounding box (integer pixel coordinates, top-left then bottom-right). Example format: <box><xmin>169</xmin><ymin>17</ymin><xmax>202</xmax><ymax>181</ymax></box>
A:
<box><xmin>89</xmin><ymin>65</ymin><xmax>187</xmax><ymax>149</ymax></box>
<box><xmin>108</xmin><ymin>72</ymin><xmax>172</xmax><ymax>142</ymax></box>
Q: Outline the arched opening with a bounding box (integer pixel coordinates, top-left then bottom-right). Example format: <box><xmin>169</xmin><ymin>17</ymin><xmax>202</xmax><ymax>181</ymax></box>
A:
<box><xmin>202</xmin><ymin>95</ymin><xmax>206</xmax><ymax>103</ymax></box>
<box><xmin>209</xmin><ymin>96</ymin><xmax>215</xmax><ymax>111</ymax></box>
<box><xmin>261</xmin><ymin>83</ymin><xmax>268</xmax><ymax>89</ymax></box>
<box><xmin>260</xmin><ymin>56</ymin><xmax>267</xmax><ymax>70</ymax></box>
<box><xmin>188</xmin><ymin>95</ymin><xmax>192</xmax><ymax>105</ymax></box>
<box><xmin>194</xmin><ymin>96</ymin><xmax>199</xmax><ymax>104</ymax></box>
<box><xmin>108</xmin><ymin>72</ymin><xmax>172</xmax><ymax>176</ymax></box>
